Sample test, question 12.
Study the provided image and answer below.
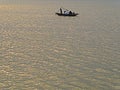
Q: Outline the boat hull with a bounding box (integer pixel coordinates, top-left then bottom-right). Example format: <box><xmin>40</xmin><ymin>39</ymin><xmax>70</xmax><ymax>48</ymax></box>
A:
<box><xmin>56</xmin><ymin>13</ymin><xmax>78</xmax><ymax>16</ymax></box>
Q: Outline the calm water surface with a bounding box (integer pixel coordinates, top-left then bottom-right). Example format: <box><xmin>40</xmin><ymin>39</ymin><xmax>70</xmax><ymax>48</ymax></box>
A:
<box><xmin>0</xmin><ymin>0</ymin><xmax>120</xmax><ymax>90</ymax></box>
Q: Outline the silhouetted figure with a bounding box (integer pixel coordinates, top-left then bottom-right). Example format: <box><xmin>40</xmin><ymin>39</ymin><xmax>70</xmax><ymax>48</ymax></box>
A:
<box><xmin>60</xmin><ymin>8</ymin><xmax>62</xmax><ymax>14</ymax></box>
<box><xmin>69</xmin><ymin>11</ymin><xmax>72</xmax><ymax>15</ymax></box>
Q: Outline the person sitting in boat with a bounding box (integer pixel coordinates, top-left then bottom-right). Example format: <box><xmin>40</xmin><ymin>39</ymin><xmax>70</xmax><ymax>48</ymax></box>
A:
<box><xmin>64</xmin><ymin>11</ymin><xmax>69</xmax><ymax>15</ymax></box>
<box><xmin>72</xmin><ymin>12</ymin><xmax>75</xmax><ymax>14</ymax></box>
<box><xmin>69</xmin><ymin>11</ymin><xmax>72</xmax><ymax>15</ymax></box>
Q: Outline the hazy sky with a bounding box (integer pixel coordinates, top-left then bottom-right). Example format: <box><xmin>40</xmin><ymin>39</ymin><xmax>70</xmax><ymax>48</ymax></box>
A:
<box><xmin>0</xmin><ymin>0</ymin><xmax>120</xmax><ymax>6</ymax></box>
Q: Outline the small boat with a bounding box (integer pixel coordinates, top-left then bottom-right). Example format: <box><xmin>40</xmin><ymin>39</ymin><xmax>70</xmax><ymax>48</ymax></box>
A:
<box><xmin>56</xmin><ymin>8</ymin><xmax>79</xmax><ymax>17</ymax></box>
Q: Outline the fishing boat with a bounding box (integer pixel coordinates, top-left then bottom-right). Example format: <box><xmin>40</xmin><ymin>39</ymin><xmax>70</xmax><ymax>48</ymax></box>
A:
<box><xmin>56</xmin><ymin>8</ymin><xmax>79</xmax><ymax>16</ymax></box>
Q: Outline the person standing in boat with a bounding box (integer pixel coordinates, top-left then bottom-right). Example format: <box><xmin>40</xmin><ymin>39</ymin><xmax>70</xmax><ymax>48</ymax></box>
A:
<box><xmin>60</xmin><ymin>8</ymin><xmax>62</xmax><ymax>14</ymax></box>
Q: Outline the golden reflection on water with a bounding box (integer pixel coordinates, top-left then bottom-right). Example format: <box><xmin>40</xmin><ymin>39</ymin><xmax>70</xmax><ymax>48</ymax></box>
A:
<box><xmin>0</xmin><ymin>5</ymin><xmax>21</xmax><ymax>10</ymax></box>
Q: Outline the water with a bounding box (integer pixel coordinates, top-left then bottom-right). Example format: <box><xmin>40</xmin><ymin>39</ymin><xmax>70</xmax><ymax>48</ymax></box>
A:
<box><xmin>0</xmin><ymin>0</ymin><xmax>120</xmax><ymax>90</ymax></box>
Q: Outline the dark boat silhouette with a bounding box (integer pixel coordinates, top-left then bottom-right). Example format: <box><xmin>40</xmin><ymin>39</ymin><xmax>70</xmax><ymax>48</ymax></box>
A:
<box><xmin>56</xmin><ymin>8</ymin><xmax>79</xmax><ymax>17</ymax></box>
<box><xmin>56</xmin><ymin>12</ymin><xmax>78</xmax><ymax>16</ymax></box>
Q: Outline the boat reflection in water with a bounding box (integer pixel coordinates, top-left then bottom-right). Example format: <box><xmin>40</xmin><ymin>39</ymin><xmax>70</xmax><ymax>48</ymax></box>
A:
<box><xmin>56</xmin><ymin>8</ymin><xmax>79</xmax><ymax>16</ymax></box>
